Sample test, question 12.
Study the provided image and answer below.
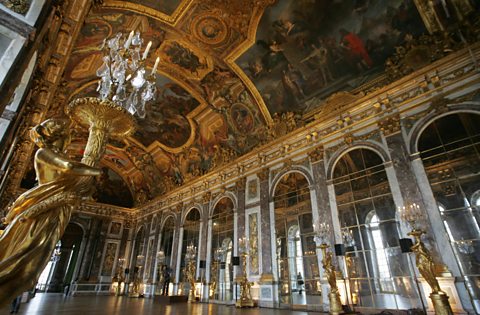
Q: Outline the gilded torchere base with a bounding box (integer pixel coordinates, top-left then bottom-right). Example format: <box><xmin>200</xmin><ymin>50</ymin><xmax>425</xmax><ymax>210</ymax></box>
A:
<box><xmin>329</xmin><ymin>291</ymin><xmax>343</xmax><ymax>315</ymax></box>
<box><xmin>431</xmin><ymin>292</ymin><xmax>453</xmax><ymax>315</ymax></box>
<box><xmin>236</xmin><ymin>275</ymin><xmax>254</xmax><ymax>308</ymax></box>
<box><xmin>188</xmin><ymin>288</ymin><xmax>196</xmax><ymax>302</ymax></box>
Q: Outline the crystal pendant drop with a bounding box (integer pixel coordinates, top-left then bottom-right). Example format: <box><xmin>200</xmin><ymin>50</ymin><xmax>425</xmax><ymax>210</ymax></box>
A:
<box><xmin>131</xmin><ymin>69</ymin><xmax>146</xmax><ymax>89</ymax></box>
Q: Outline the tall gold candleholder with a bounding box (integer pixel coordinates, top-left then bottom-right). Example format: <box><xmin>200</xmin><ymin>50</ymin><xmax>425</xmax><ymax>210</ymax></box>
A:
<box><xmin>185</xmin><ymin>243</ymin><xmax>197</xmax><ymax>302</ymax></box>
<box><xmin>236</xmin><ymin>237</ymin><xmax>254</xmax><ymax>308</ymax></box>
<box><xmin>0</xmin><ymin>97</ymin><xmax>135</xmax><ymax>306</ymax></box>
<box><xmin>314</xmin><ymin>221</ymin><xmax>343</xmax><ymax>315</ymax></box>
<box><xmin>400</xmin><ymin>203</ymin><xmax>453</xmax><ymax>315</ymax></box>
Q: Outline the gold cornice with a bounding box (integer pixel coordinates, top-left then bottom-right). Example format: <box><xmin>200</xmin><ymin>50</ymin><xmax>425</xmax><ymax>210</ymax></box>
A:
<box><xmin>101</xmin><ymin>0</ymin><xmax>194</xmax><ymax>26</ymax></box>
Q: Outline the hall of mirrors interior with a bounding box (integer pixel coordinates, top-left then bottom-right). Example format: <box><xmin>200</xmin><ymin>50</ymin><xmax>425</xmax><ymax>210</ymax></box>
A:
<box><xmin>1</xmin><ymin>0</ymin><xmax>480</xmax><ymax>313</ymax></box>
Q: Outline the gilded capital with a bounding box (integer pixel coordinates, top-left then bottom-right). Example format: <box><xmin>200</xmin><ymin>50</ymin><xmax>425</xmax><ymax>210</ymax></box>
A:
<box><xmin>257</xmin><ymin>168</ymin><xmax>269</xmax><ymax>181</ymax></box>
<box><xmin>202</xmin><ymin>192</ymin><xmax>211</xmax><ymax>204</ymax></box>
<box><xmin>378</xmin><ymin>114</ymin><xmax>401</xmax><ymax>136</ymax></box>
<box><xmin>308</xmin><ymin>146</ymin><xmax>325</xmax><ymax>162</ymax></box>
<box><xmin>235</xmin><ymin>177</ymin><xmax>247</xmax><ymax>191</ymax></box>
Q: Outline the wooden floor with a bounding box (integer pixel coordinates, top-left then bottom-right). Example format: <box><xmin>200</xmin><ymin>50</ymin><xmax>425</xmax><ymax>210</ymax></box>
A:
<box><xmin>1</xmin><ymin>294</ymin><xmax>322</xmax><ymax>314</ymax></box>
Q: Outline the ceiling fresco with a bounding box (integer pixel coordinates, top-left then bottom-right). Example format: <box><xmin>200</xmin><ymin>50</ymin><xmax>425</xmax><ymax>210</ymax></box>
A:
<box><xmin>62</xmin><ymin>4</ymin><xmax>273</xmax><ymax>206</ymax></box>
<box><xmin>237</xmin><ymin>0</ymin><xmax>426</xmax><ymax>115</ymax></box>
<box><xmin>55</xmin><ymin>0</ymin><xmax>476</xmax><ymax>207</ymax></box>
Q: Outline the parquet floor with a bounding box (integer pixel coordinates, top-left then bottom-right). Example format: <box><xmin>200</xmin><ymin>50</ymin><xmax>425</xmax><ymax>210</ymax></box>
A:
<box><xmin>0</xmin><ymin>294</ymin><xmax>320</xmax><ymax>315</ymax></box>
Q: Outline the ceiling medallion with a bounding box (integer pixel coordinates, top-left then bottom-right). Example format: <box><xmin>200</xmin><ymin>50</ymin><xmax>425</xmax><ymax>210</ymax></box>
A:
<box><xmin>192</xmin><ymin>12</ymin><xmax>228</xmax><ymax>46</ymax></box>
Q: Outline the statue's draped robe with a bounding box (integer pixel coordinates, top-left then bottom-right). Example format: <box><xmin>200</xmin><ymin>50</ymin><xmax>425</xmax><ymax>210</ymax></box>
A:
<box><xmin>0</xmin><ymin>177</ymin><xmax>79</xmax><ymax>305</ymax></box>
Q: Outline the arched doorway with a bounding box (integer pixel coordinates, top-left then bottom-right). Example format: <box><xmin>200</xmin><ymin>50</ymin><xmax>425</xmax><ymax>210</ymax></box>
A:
<box><xmin>36</xmin><ymin>223</ymin><xmax>84</xmax><ymax>293</ymax></box>
<box><xmin>332</xmin><ymin>148</ymin><xmax>421</xmax><ymax>310</ymax></box>
<box><xmin>209</xmin><ymin>197</ymin><xmax>234</xmax><ymax>302</ymax></box>
<box><xmin>417</xmin><ymin>113</ymin><xmax>480</xmax><ymax>312</ymax></box>
<box><xmin>273</xmin><ymin>172</ymin><xmax>320</xmax><ymax>306</ymax></box>
<box><xmin>179</xmin><ymin>208</ymin><xmax>201</xmax><ymax>296</ymax></box>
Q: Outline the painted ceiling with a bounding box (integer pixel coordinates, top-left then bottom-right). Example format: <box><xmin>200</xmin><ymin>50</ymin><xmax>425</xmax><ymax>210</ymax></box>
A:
<box><xmin>55</xmin><ymin>0</ymin><xmax>456</xmax><ymax>208</ymax></box>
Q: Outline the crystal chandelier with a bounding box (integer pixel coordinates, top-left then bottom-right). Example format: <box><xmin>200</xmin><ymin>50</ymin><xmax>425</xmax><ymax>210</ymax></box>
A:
<box><xmin>185</xmin><ymin>243</ymin><xmax>197</xmax><ymax>262</ymax></box>
<box><xmin>96</xmin><ymin>31</ymin><xmax>160</xmax><ymax>118</ymax></box>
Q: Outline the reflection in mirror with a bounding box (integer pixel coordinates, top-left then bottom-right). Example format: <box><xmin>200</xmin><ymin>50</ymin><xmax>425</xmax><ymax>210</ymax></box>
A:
<box><xmin>333</xmin><ymin>148</ymin><xmax>421</xmax><ymax>310</ymax></box>
<box><xmin>418</xmin><ymin>113</ymin><xmax>480</xmax><ymax>310</ymax></box>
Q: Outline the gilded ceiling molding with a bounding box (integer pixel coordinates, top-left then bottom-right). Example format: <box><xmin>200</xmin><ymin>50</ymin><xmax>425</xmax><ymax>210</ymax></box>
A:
<box><xmin>101</xmin><ymin>0</ymin><xmax>194</xmax><ymax>26</ymax></box>
<box><xmin>221</xmin><ymin>1</ymin><xmax>276</xmax><ymax>125</ymax></box>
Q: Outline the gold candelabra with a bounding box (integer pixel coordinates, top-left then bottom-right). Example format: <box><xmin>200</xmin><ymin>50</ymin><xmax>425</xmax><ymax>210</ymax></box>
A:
<box><xmin>314</xmin><ymin>221</ymin><xmax>343</xmax><ymax>315</ymax></box>
<box><xmin>236</xmin><ymin>237</ymin><xmax>254</xmax><ymax>308</ymax></box>
<box><xmin>185</xmin><ymin>243</ymin><xmax>197</xmax><ymax>302</ymax></box>
<box><xmin>115</xmin><ymin>258</ymin><xmax>126</xmax><ymax>296</ymax></box>
<box><xmin>210</xmin><ymin>248</ymin><xmax>222</xmax><ymax>298</ymax></box>
<box><xmin>399</xmin><ymin>203</ymin><xmax>453</xmax><ymax>315</ymax></box>
<box><xmin>130</xmin><ymin>254</ymin><xmax>144</xmax><ymax>297</ymax></box>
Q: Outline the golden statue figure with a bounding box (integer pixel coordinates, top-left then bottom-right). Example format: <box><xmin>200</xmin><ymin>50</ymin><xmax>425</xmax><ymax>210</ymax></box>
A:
<box><xmin>209</xmin><ymin>260</ymin><xmax>218</xmax><ymax>298</ymax></box>
<box><xmin>319</xmin><ymin>243</ymin><xmax>343</xmax><ymax>315</ymax></box>
<box><xmin>0</xmin><ymin>97</ymin><xmax>136</xmax><ymax>307</ymax></box>
<box><xmin>409</xmin><ymin>229</ymin><xmax>453</xmax><ymax>315</ymax></box>
<box><xmin>0</xmin><ymin>118</ymin><xmax>102</xmax><ymax>306</ymax></box>
<box><xmin>410</xmin><ymin>231</ymin><xmax>442</xmax><ymax>293</ymax></box>
<box><xmin>322</xmin><ymin>249</ymin><xmax>338</xmax><ymax>293</ymax></box>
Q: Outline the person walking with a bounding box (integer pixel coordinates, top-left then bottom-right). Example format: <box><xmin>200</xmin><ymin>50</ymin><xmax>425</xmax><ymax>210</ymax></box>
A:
<box><xmin>162</xmin><ymin>265</ymin><xmax>171</xmax><ymax>296</ymax></box>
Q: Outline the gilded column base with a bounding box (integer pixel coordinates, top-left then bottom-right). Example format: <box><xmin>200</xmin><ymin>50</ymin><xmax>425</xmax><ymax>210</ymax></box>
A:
<box><xmin>329</xmin><ymin>291</ymin><xmax>343</xmax><ymax>315</ymax></box>
<box><xmin>188</xmin><ymin>288</ymin><xmax>196</xmax><ymax>302</ymax></box>
<box><xmin>431</xmin><ymin>292</ymin><xmax>453</xmax><ymax>315</ymax></box>
<box><xmin>236</xmin><ymin>297</ymin><xmax>254</xmax><ymax>308</ymax></box>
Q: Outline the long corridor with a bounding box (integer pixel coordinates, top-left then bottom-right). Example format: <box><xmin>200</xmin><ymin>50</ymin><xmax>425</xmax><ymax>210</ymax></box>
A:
<box><xmin>1</xmin><ymin>294</ymin><xmax>320</xmax><ymax>315</ymax></box>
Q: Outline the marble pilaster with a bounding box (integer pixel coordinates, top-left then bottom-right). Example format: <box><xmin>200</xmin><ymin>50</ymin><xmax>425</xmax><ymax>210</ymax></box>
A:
<box><xmin>235</xmin><ymin>177</ymin><xmax>246</xmax><ymax>278</ymax></box>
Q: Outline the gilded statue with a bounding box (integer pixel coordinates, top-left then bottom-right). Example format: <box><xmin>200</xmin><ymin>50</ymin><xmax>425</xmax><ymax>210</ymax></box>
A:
<box><xmin>0</xmin><ymin>118</ymin><xmax>102</xmax><ymax>306</ymax></box>
<box><xmin>409</xmin><ymin>229</ymin><xmax>442</xmax><ymax>293</ymax></box>
<box><xmin>321</xmin><ymin>247</ymin><xmax>338</xmax><ymax>293</ymax></box>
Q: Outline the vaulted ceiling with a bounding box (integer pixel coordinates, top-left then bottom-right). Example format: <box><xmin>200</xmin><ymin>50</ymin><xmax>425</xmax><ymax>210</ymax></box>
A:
<box><xmin>56</xmin><ymin>0</ymin><xmax>461</xmax><ymax>207</ymax></box>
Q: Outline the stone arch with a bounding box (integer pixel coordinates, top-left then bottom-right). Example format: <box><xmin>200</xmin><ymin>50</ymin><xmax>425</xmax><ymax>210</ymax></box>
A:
<box><xmin>210</xmin><ymin>192</ymin><xmax>237</xmax><ymax>217</ymax></box>
<box><xmin>326</xmin><ymin>141</ymin><xmax>390</xmax><ymax>180</ymax></box>
<box><xmin>408</xmin><ymin>104</ymin><xmax>480</xmax><ymax>154</ymax></box>
<box><xmin>270</xmin><ymin>166</ymin><xmax>314</xmax><ymax>201</ymax></box>
<box><xmin>181</xmin><ymin>206</ymin><xmax>203</xmax><ymax>226</ymax></box>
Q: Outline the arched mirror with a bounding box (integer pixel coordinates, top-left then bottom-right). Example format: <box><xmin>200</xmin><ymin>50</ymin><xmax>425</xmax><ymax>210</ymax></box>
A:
<box><xmin>333</xmin><ymin>148</ymin><xmax>421</xmax><ymax>310</ymax></box>
<box><xmin>209</xmin><ymin>197</ymin><xmax>234</xmax><ymax>302</ymax></box>
<box><xmin>273</xmin><ymin>172</ymin><xmax>320</xmax><ymax>306</ymax></box>
<box><xmin>418</xmin><ymin>113</ymin><xmax>480</xmax><ymax>311</ymax></box>
<box><xmin>179</xmin><ymin>208</ymin><xmax>201</xmax><ymax>295</ymax></box>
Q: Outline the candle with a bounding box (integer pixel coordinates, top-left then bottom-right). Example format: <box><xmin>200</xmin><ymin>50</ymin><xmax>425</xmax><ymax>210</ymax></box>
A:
<box><xmin>143</xmin><ymin>41</ymin><xmax>152</xmax><ymax>60</ymax></box>
<box><xmin>151</xmin><ymin>57</ymin><xmax>160</xmax><ymax>74</ymax></box>
<box><xmin>124</xmin><ymin>30</ymin><xmax>134</xmax><ymax>49</ymax></box>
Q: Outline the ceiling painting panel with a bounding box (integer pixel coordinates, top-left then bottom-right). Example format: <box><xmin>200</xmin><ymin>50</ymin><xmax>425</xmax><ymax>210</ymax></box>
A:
<box><xmin>237</xmin><ymin>0</ymin><xmax>426</xmax><ymax>115</ymax></box>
